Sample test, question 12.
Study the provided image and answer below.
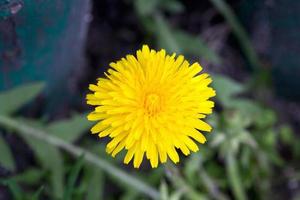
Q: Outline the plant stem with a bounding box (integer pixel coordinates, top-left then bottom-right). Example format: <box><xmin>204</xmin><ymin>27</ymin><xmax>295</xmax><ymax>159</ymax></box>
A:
<box><xmin>0</xmin><ymin>115</ymin><xmax>159</xmax><ymax>200</ymax></box>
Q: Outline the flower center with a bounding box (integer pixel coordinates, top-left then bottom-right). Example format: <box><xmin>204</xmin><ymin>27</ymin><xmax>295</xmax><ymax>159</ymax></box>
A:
<box><xmin>144</xmin><ymin>93</ymin><xmax>161</xmax><ymax>116</ymax></box>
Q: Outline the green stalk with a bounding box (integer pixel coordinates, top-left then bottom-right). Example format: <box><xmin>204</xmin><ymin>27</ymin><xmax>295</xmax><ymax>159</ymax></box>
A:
<box><xmin>226</xmin><ymin>152</ymin><xmax>247</xmax><ymax>200</ymax></box>
<box><xmin>0</xmin><ymin>115</ymin><xmax>159</xmax><ymax>200</ymax></box>
<box><xmin>210</xmin><ymin>0</ymin><xmax>261</xmax><ymax>71</ymax></box>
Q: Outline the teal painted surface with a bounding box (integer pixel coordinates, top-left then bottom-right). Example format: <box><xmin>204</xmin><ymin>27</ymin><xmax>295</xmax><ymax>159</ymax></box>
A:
<box><xmin>0</xmin><ymin>0</ymin><xmax>91</xmax><ymax>104</ymax></box>
<box><xmin>268</xmin><ymin>0</ymin><xmax>300</xmax><ymax>100</ymax></box>
<box><xmin>0</xmin><ymin>0</ymin><xmax>23</xmax><ymax>19</ymax></box>
<box><xmin>239</xmin><ymin>0</ymin><xmax>300</xmax><ymax>100</ymax></box>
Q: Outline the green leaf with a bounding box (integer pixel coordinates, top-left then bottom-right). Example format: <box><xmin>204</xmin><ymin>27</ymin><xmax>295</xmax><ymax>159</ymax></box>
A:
<box><xmin>86</xmin><ymin>167</ymin><xmax>104</xmax><ymax>200</ymax></box>
<box><xmin>174</xmin><ymin>31</ymin><xmax>221</xmax><ymax>64</ymax></box>
<box><xmin>0</xmin><ymin>82</ymin><xmax>45</xmax><ymax>115</ymax></box>
<box><xmin>47</xmin><ymin>113</ymin><xmax>93</xmax><ymax>143</ymax></box>
<box><xmin>0</xmin><ymin>179</ymin><xmax>23</xmax><ymax>200</ymax></box>
<box><xmin>3</xmin><ymin>117</ymin><xmax>65</xmax><ymax>198</ymax></box>
<box><xmin>0</xmin><ymin>135</ymin><xmax>15</xmax><ymax>171</ymax></box>
<box><xmin>230</xmin><ymin>99</ymin><xmax>261</xmax><ymax>121</ymax></box>
<box><xmin>160</xmin><ymin>0</ymin><xmax>184</xmax><ymax>13</ymax></box>
<box><xmin>16</xmin><ymin>118</ymin><xmax>64</xmax><ymax>198</ymax></box>
<box><xmin>279</xmin><ymin>125</ymin><xmax>294</xmax><ymax>145</ymax></box>
<box><xmin>134</xmin><ymin>0</ymin><xmax>159</xmax><ymax>16</ymax></box>
<box><xmin>212</xmin><ymin>75</ymin><xmax>245</xmax><ymax>106</ymax></box>
<box><xmin>15</xmin><ymin>119</ymin><xmax>63</xmax><ymax>198</ymax></box>
<box><xmin>63</xmin><ymin>155</ymin><xmax>84</xmax><ymax>200</ymax></box>
<box><xmin>225</xmin><ymin>109</ymin><xmax>252</xmax><ymax>129</ymax></box>
<box><xmin>254</xmin><ymin>109</ymin><xmax>276</xmax><ymax>128</ymax></box>
<box><xmin>154</xmin><ymin>14</ymin><xmax>181</xmax><ymax>54</ymax></box>
<box><xmin>153</xmin><ymin>14</ymin><xmax>220</xmax><ymax>64</ymax></box>
<box><xmin>134</xmin><ymin>0</ymin><xmax>183</xmax><ymax>16</ymax></box>
<box><xmin>24</xmin><ymin>136</ymin><xmax>64</xmax><ymax>198</ymax></box>
<box><xmin>11</xmin><ymin>168</ymin><xmax>45</xmax><ymax>185</ymax></box>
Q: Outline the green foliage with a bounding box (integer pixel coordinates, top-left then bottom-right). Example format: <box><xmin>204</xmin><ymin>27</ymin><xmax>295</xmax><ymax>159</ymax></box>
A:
<box><xmin>15</xmin><ymin>118</ymin><xmax>64</xmax><ymax>198</ymax></box>
<box><xmin>0</xmin><ymin>83</ymin><xmax>94</xmax><ymax>199</ymax></box>
<box><xmin>0</xmin><ymin>71</ymin><xmax>298</xmax><ymax>200</ymax></box>
<box><xmin>0</xmin><ymin>135</ymin><xmax>15</xmax><ymax>171</ymax></box>
<box><xmin>134</xmin><ymin>0</ymin><xmax>221</xmax><ymax>64</ymax></box>
<box><xmin>85</xmin><ymin>166</ymin><xmax>104</xmax><ymax>200</ymax></box>
<box><xmin>63</xmin><ymin>156</ymin><xmax>84</xmax><ymax>200</ymax></box>
<box><xmin>279</xmin><ymin>125</ymin><xmax>294</xmax><ymax>145</ymax></box>
<box><xmin>23</xmin><ymin>132</ymin><xmax>65</xmax><ymax>198</ymax></box>
<box><xmin>173</xmin><ymin>31</ymin><xmax>221</xmax><ymax>64</ymax></box>
<box><xmin>151</xmin><ymin>74</ymin><xmax>296</xmax><ymax>200</ymax></box>
<box><xmin>0</xmin><ymin>82</ymin><xmax>45</xmax><ymax>173</ymax></box>
<box><xmin>0</xmin><ymin>82</ymin><xmax>45</xmax><ymax>115</ymax></box>
<box><xmin>154</xmin><ymin>14</ymin><xmax>181</xmax><ymax>54</ymax></box>
<box><xmin>212</xmin><ymin>74</ymin><xmax>245</xmax><ymax>107</ymax></box>
<box><xmin>47</xmin><ymin>113</ymin><xmax>93</xmax><ymax>143</ymax></box>
<box><xmin>135</xmin><ymin>0</ymin><xmax>184</xmax><ymax>16</ymax></box>
<box><xmin>0</xmin><ymin>49</ymin><xmax>298</xmax><ymax>200</ymax></box>
<box><xmin>0</xmin><ymin>179</ymin><xmax>23</xmax><ymax>200</ymax></box>
<box><xmin>226</xmin><ymin>153</ymin><xmax>247</xmax><ymax>200</ymax></box>
<box><xmin>10</xmin><ymin>168</ymin><xmax>45</xmax><ymax>185</ymax></box>
<box><xmin>193</xmin><ymin>75</ymin><xmax>288</xmax><ymax>199</ymax></box>
<box><xmin>0</xmin><ymin>178</ymin><xmax>44</xmax><ymax>200</ymax></box>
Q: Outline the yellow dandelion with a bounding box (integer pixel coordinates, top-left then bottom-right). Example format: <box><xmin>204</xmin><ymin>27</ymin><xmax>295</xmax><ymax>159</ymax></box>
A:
<box><xmin>86</xmin><ymin>45</ymin><xmax>216</xmax><ymax>168</ymax></box>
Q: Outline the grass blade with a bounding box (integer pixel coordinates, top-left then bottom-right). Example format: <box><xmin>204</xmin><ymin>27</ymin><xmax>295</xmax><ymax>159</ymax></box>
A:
<box><xmin>63</xmin><ymin>156</ymin><xmax>84</xmax><ymax>200</ymax></box>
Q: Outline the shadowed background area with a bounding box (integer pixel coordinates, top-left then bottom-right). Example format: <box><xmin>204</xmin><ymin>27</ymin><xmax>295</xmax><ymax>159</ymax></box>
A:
<box><xmin>0</xmin><ymin>0</ymin><xmax>299</xmax><ymax>199</ymax></box>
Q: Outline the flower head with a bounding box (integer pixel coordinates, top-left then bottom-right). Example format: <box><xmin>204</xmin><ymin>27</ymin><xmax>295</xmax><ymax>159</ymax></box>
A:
<box><xmin>87</xmin><ymin>45</ymin><xmax>216</xmax><ymax>168</ymax></box>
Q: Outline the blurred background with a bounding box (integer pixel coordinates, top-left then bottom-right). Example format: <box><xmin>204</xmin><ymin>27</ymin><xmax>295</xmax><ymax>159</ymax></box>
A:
<box><xmin>0</xmin><ymin>0</ymin><xmax>300</xmax><ymax>199</ymax></box>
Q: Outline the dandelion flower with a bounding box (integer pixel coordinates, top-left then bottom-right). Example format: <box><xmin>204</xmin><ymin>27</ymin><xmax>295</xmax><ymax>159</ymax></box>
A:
<box><xmin>86</xmin><ymin>45</ymin><xmax>216</xmax><ymax>168</ymax></box>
